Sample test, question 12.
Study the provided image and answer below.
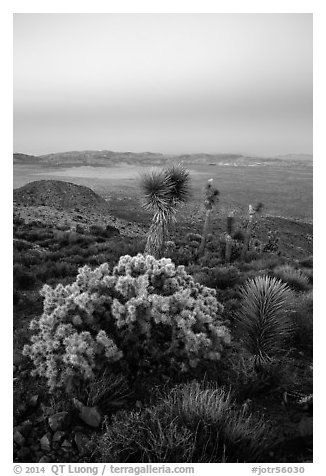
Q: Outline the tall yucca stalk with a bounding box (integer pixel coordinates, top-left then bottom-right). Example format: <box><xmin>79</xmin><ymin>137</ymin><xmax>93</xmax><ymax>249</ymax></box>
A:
<box><xmin>236</xmin><ymin>275</ymin><xmax>293</xmax><ymax>367</ymax></box>
<box><xmin>141</xmin><ymin>164</ymin><xmax>190</xmax><ymax>258</ymax></box>
<box><xmin>225</xmin><ymin>211</ymin><xmax>236</xmax><ymax>264</ymax></box>
<box><xmin>198</xmin><ymin>179</ymin><xmax>219</xmax><ymax>256</ymax></box>
<box><xmin>241</xmin><ymin>202</ymin><xmax>263</xmax><ymax>260</ymax></box>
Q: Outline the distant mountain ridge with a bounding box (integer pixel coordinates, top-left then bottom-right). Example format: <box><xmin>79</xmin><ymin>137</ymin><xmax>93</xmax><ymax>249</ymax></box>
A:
<box><xmin>13</xmin><ymin>150</ymin><xmax>313</xmax><ymax>167</ymax></box>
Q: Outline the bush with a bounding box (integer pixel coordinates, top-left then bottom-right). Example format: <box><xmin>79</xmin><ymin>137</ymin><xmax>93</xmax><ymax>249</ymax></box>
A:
<box><xmin>95</xmin><ymin>381</ymin><xmax>273</xmax><ymax>463</ymax></box>
<box><xmin>235</xmin><ymin>276</ymin><xmax>293</xmax><ymax>366</ymax></box>
<box><xmin>193</xmin><ymin>265</ymin><xmax>240</xmax><ymax>290</ymax></box>
<box><xmin>23</xmin><ymin>254</ymin><xmax>230</xmax><ymax>392</ymax></box>
<box><xmin>105</xmin><ymin>224</ymin><xmax>120</xmax><ymax>237</ymax></box>
<box><xmin>239</xmin><ymin>255</ymin><xmax>284</xmax><ymax>272</ymax></box>
<box><xmin>89</xmin><ymin>225</ymin><xmax>108</xmax><ymax>237</ymax></box>
<box><xmin>217</xmin><ymin>344</ymin><xmax>305</xmax><ymax>401</ymax></box>
<box><xmin>300</xmin><ymin>267</ymin><xmax>313</xmax><ymax>285</ymax></box>
<box><xmin>75</xmin><ymin>224</ymin><xmax>85</xmax><ymax>234</ymax></box>
<box><xmin>299</xmin><ymin>255</ymin><xmax>313</xmax><ymax>269</ymax></box>
<box><xmin>53</xmin><ymin>230</ymin><xmax>70</xmax><ymax>245</ymax></box>
<box><xmin>290</xmin><ymin>291</ymin><xmax>313</xmax><ymax>356</ymax></box>
<box><xmin>13</xmin><ymin>214</ymin><xmax>25</xmax><ymax>226</ymax></box>
<box><xmin>13</xmin><ymin>288</ymin><xmax>20</xmax><ymax>305</ymax></box>
<box><xmin>273</xmin><ymin>265</ymin><xmax>310</xmax><ymax>292</ymax></box>
<box><xmin>13</xmin><ymin>264</ymin><xmax>36</xmax><ymax>289</ymax></box>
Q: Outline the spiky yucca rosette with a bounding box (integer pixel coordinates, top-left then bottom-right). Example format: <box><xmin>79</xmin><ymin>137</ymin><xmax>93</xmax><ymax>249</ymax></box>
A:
<box><xmin>236</xmin><ymin>275</ymin><xmax>293</xmax><ymax>366</ymax></box>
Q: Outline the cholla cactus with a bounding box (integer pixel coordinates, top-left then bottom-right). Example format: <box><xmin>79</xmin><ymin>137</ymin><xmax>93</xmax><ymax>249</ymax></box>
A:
<box><xmin>24</xmin><ymin>254</ymin><xmax>230</xmax><ymax>391</ymax></box>
<box><xmin>141</xmin><ymin>165</ymin><xmax>190</xmax><ymax>258</ymax></box>
<box><xmin>198</xmin><ymin>179</ymin><xmax>220</xmax><ymax>256</ymax></box>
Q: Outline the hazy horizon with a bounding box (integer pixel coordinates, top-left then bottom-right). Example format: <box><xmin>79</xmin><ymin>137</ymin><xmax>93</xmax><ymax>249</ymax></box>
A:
<box><xmin>13</xmin><ymin>148</ymin><xmax>313</xmax><ymax>158</ymax></box>
<box><xmin>14</xmin><ymin>14</ymin><xmax>312</xmax><ymax>157</ymax></box>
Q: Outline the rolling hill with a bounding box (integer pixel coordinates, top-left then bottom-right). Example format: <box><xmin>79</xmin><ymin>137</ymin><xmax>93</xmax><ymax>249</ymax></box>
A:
<box><xmin>13</xmin><ymin>180</ymin><xmax>110</xmax><ymax>212</ymax></box>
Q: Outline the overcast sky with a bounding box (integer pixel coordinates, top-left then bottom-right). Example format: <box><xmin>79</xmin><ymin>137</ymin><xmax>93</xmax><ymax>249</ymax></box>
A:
<box><xmin>13</xmin><ymin>13</ymin><xmax>312</xmax><ymax>156</ymax></box>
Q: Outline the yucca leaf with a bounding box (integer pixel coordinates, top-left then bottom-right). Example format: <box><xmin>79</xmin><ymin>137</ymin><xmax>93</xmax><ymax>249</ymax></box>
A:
<box><xmin>164</xmin><ymin>163</ymin><xmax>191</xmax><ymax>204</ymax></box>
<box><xmin>140</xmin><ymin>169</ymin><xmax>173</xmax><ymax>213</ymax></box>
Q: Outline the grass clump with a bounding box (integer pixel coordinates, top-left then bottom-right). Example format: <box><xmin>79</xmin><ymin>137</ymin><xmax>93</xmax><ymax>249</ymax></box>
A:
<box><xmin>273</xmin><ymin>264</ymin><xmax>310</xmax><ymax>292</ymax></box>
<box><xmin>290</xmin><ymin>290</ymin><xmax>313</xmax><ymax>356</ymax></box>
<box><xmin>96</xmin><ymin>380</ymin><xmax>274</xmax><ymax>463</ymax></box>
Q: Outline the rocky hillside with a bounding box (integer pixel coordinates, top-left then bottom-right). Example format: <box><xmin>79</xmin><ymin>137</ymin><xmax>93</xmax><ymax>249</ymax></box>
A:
<box><xmin>14</xmin><ymin>180</ymin><xmax>110</xmax><ymax>212</ymax></box>
<box><xmin>13</xmin><ymin>180</ymin><xmax>147</xmax><ymax>238</ymax></box>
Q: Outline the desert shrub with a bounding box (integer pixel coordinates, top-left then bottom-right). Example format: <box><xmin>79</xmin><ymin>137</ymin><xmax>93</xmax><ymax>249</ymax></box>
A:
<box><xmin>13</xmin><ymin>249</ymin><xmax>41</xmax><ymax>267</ymax></box>
<box><xmin>57</xmin><ymin>224</ymin><xmax>70</xmax><ymax>231</ymax></box>
<box><xmin>301</xmin><ymin>267</ymin><xmax>313</xmax><ymax>284</ymax></box>
<box><xmin>13</xmin><ymin>264</ymin><xmax>36</xmax><ymax>289</ymax></box>
<box><xmin>217</xmin><ymin>344</ymin><xmax>306</xmax><ymax>401</ymax></box>
<box><xmin>23</xmin><ymin>254</ymin><xmax>230</xmax><ymax>392</ymax></box>
<box><xmin>262</xmin><ymin>230</ymin><xmax>280</xmax><ymax>254</ymax></box>
<box><xmin>14</xmin><ymin>240</ymin><xmax>30</xmax><ymax>251</ymax></box>
<box><xmin>299</xmin><ymin>255</ymin><xmax>313</xmax><ymax>269</ymax></box>
<box><xmin>242</xmin><ymin>249</ymin><xmax>261</xmax><ymax>263</ymax></box>
<box><xmin>105</xmin><ymin>224</ymin><xmax>120</xmax><ymax>237</ymax></box>
<box><xmin>216</xmin><ymin>345</ymin><xmax>261</xmax><ymax>398</ymax></box>
<box><xmin>68</xmin><ymin>370</ymin><xmax>132</xmax><ymax>415</ymax></box>
<box><xmin>289</xmin><ymin>291</ymin><xmax>313</xmax><ymax>356</ymax></box>
<box><xmin>239</xmin><ymin>255</ymin><xmax>285</xmax><ymax>273</ymax></box>
<box><xmin>95</xmin><ymin>381</ymin><xmax>273</xmax><ymax>463</ymax></box>
<box><xmin>13</xmin><ymin>288</ymin><xmax>20</xmax><ymax>305</ymax></box>
<box><xmin>89</xmin><ymin>224</ymin><xmax>108</xmax><ymax>237</ymax></box>
<box><xmin>34</xmin><ymin>261</ymin><xmax>77</xmax><ymax>282</ymax></box>
<box><xmin>186</xmin><ymin>232</ymin><xmax>202</xmax><ymax>242</ymax></box>
<box><xmin>235</xmin><ymin>276</ymin><xmax>293</xmax><ymax>366</ymax></box>
<box><xmin>67</xmin><ymin>231</ymin><xmax>86</xmax><ymax>245</ymax></box>
<box><xmin>193</xmin><ymin>265</ymin><xmax>240</xmax><ymax>290</ymax></box>
<box><xmin>69</xmin><ymin>254</ymin><xmax>86</xmax><ymax>265</ymax></box>
<box><xmin>218</xmin><ymin>235</ymin><xmax>243</xmax><ymax>262</ymax></box>
<box><xmin>75</xmin><ymin>224</ymin><xmax>85</xmax><ymax>234</ymax></box>
<box><xmin>53</xmin><ymin>230</ymin><xmax>70</xmax><ymax>245</ymax></box>
<box><xmin>13</xmin><ymin>214</ymin><xmax>25</xmax><ymax>226</ymax></box>
<box><xmin>22</xmin><ymin>228</ymin><xmax>52</xmax><ymax>243</ymax></box>
<box><xmin>198</xmin><ymin>252</ymin><xmax>222</xmax><ymax>268</ymax></box>
<box><xmin>232</xmin><ymin>229</ymin><xmax>245</xmax><ymax>242</ymax></box>
<box><xmin>88</xmin><ymin>253</ymin><xmax>108</xmax><ymax>266</ymax></box>
<box><xmin>169</xmin><ymin>245</ymin><xmax>195</xmax><ymax>266</ymax></box>
<box><xmin>273</xmin><ymin>265</ymin><xmax>310</xmax><ymax>292</ymax></box>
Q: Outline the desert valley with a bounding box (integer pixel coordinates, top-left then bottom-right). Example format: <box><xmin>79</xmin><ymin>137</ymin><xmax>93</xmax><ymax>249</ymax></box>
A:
<box><xmin>13</xmin><ymin>150</ymin><xmax>313</xmax><ymax>464</ymax></box>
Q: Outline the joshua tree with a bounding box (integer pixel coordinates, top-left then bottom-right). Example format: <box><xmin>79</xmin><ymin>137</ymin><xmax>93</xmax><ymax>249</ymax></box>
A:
<box><xmin>241</xmin><ymin>202</ymin><xmax>263</xmax><ymax>260</ymax></box>
<box><xmin>197</xmin><ymin>179</ymin><xmax>219</xmax><ymax>257</ymax></box>
<box><xmin>141</xmin><ymin>164</ymin><xmax>190</xmax><ymax>258</ymax></box>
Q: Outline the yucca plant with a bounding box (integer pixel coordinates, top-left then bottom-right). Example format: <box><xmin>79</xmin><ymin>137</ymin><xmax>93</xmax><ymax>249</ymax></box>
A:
<box><xmin>198</xmin><ymin>179</ymin><xmax>220</xmax><ymax>256</ymax></box>
<box><xmin>224</xmin><ymin>210</ymin><xmax>237</xmax><ymax>264</ymax></box>
<box><xmin>235</xmin><ymin>275</ymin><xmax>293</xmax><ymax>367</ymax></box>
<box><xmin>241</xmin><ymin>202</ymin><xmax>263</xmax><ymax>260</ymax></box>
<box><xmin>141</xmin><ymin>164</ymin><xmax>190</xmax><ymax>258</ymax></box>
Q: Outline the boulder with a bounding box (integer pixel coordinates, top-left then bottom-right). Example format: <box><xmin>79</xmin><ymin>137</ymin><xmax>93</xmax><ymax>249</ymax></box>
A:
<box><xmin>40</xmin><ymin>434</ymin><xmax>51</xmax><ymax>452</ymax></box>
<box><xmin>13</xmin><ymin>430</ymin><xmax>25</xmax><ymax>447</ymax></box>
<box><xmin>48</xmin><ymin>411</ymin><xmax>69</xmax><ymax>432</ymax></box>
